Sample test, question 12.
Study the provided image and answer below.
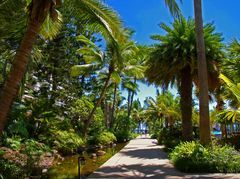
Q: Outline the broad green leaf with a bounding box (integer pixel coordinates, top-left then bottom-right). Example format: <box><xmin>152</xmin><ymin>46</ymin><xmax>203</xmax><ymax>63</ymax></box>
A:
<box><xmin>76</xmin><ymin>35</ymin><xmax>98</xmax><ymax>49</ymax></box>
<box><xmin>70</xmin><ymin>64</ymin><xmax>101</xmax><ymax>77</ymax></box>
<box><xmin>219</xmin><ymin>74</ymin><xmax>240</xmax><ymax>102</ymax></box>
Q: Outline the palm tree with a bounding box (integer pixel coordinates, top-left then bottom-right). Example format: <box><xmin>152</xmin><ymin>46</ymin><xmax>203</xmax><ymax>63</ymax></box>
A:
<box><xmin>145</xmin><ymin>92</ymin><xmax>180</xmax><ymax>128</ymax></box>
<box><xmin>194</xmin><ymin>0</ymin><xmax>212</xmax><ymax>145</ymax></box>
<box><xmin>223</xmin><ymin>40</ymin><xmax>240</xmax><ymax>82</ymax></box>
<box><xmin>124</xmin><ymin>45</ymin><xmax>149</xmax><ymax>118</ymax></box>
<box><xmin>71</xmin><ymin>37</ymin><xmax>143</xmax><ymax>136</ymax></box>
<box><xmin>218</xmin><ymin>74</ymin><xmax>240</xmax><ymax>136</ymax></box>
<box><xmin>145</xmin><ymin>17</ymin><xmax>223</xmax><ymax>141</ymax></box>
<box><xmin>0</xmin><ymin>0</ymin><xmax>126</xmax><ymax>134</ymax></box>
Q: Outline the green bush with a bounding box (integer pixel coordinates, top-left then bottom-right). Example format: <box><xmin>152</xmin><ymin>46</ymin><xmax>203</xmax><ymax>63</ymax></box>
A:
<box><xmin>22</xmin><ymin>139</ymin><xmax>50</xmax><ymax>156</ymax></box>
<box><xmin>88</xmin><ymin>131</ymin><xmax>117</xmax><ymax>145</ymax></box>
<box><xmin>0</xmin><ymin>149</ymin><xmax>4</xmax><ymax>156</ymax></box>
<box><xmin>3</xmin><ymin>135</ymin><xmax>22</xmax><ymax>150</ymax></box>
<box><xmin>114</xmin><ymin>131</ymin><xmax>137</xmax><ymax>143</ymax></box>
<box><xmin>157</xmin><ymin>127</ymin><xmax>182</xmax><ymax>151</ymax></box>
<box><xmin>170</xmin><ymin>141</ymin><xmax>240</xmax><ymax>173</ymax></box>
<box><xmin>96</xmin><ymin>131</ymin><xmax>116</xmax><ymax>145</ymax></box>
<box><xmin>53</xmin><ymin>130</ymin><xmax>84</xmax><ymax>154</ymax></box>
<box><xmin>0</xmin><ymin>158</ymin><xmax>25</xmax><ymax>179</ymax></box>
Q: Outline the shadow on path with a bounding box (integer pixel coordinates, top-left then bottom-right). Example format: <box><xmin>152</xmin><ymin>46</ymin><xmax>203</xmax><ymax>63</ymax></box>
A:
<box><xmin>121</xmin><ymin>148</ymin><xmax>168</xmax><ymax>160</ymax></box>
<box><xmin>89</xmin><ymin>136</ymin><xmax>240</xmax><ymax>179</ymax></box>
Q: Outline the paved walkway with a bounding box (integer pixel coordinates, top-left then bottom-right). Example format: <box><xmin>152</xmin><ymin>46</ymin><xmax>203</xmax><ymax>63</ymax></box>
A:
<box><xmin>89</xmin><ymin>135</ymin><xmax>240</xmax><ymax>179</ymax></box>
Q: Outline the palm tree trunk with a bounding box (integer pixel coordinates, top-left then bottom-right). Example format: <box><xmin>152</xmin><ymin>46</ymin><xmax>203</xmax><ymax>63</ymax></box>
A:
<box><xmin>127</xmin><ymin>90</ymin><xmax>131</xmax><ymax>117</ymax></box>
<box><xmin>83</xmin><ymin>70</ymin><xmax>113</xmax><ymax>137</ymax></box>
<box><xmin>194</xmin><ymin>0</ymin><xmax>212</xmax><ymax>145</ymax></box>
<box><xmin>180</xmin><ymin>66</ymin><xmax>193</xmax><ymax>141</ymax></box>
<box><xmin>110</xmin><ymin>83</ymin><xmax>117</xmax><ymax>128</ymax></box>
<box><xmin>128</xmin><ymin>78</ymin><xmax>136</xmax><ymax>118</ymax></box>
<box><xmin>102</xmin><ymin>99</ymin><xmax>109</xmax><ymax>128</ymax></box>
<box><xmin>216</xmin><ymin>94</ymin><xmax>225</xmax><ymax>139</ymax></box>
<box><xmin>0</xmin><ymin>20</ymin><xmax>42</xmax><ymax>134</ymax></box>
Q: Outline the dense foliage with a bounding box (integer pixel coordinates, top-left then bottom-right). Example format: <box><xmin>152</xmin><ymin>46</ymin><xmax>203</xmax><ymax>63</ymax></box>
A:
<box><xmin>170</xmin><ymin>141</ymin><xmax>240</xmax><ymax>173</ymax></box>
<box><xmin>1</xmin><ymin>0</ymin><xmax>240</xmax><ymax>177</ymax></box>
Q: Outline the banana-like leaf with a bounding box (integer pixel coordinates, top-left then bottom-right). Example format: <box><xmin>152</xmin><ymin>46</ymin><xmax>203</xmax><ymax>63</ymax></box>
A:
<box><xmin>77</xmin><ymin>47</ymin><xmax>103</xmax><ymax>63</ymax></box>
<box><xmin>76</xmin><ymin>35</ymin><xmax>99</xmax><ymax>49</ymax></box>
<box><xmin>70</xmin><ymin>63</ymin><xmax>101</xmax><ymax>77</ymax></box>
<box><xmin>219</xmin><ymin>74</ymin><xmax>240</xmax><ymax>102</ymax></box>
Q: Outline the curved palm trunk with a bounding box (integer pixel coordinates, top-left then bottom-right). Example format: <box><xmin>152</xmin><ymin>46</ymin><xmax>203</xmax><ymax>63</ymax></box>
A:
<box><xmin>0</xmin><ymin>20</ymin><xmax>42</xmax><ymax>134</ymax></box>
<box><xmin>129</xmin><ymin>78</ymin><xmax>137</xmax><ymax>117</ymax></box>
<box><xmin>180</xmin><ymin>66</ymin><xmax>193</xmax><ymax>141</ymax></box>
<box><xmin>110</xmin><ymin>83</ymin><xmax>117</xmax><ymax>128</ymax></box>
<box><xmin>194</xmin><ymin>0</ymin><xmax>211</xmax><ymax>145</ymax></box>
<box><xmin>216</xmin><ymin>94</ymin><xmax>226</xmax><ymax>139</ymax></box>
<box><xmin>127</xmin><ymin>90</ymin><xmax>131</xmax><ymax>117</ymax></box>
<box><xmin>83</xmin><ymin>70</ymin><xmax>113</xmax><ymax>137</ymax></box>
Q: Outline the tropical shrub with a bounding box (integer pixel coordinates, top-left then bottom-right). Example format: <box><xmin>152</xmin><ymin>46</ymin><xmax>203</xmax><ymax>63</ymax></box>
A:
<box><xmin>88</xmin><ymin>107</ymin><xmax>105</xmax><ymax>136</ymax></box>
<box><xmin>157</xmin><ymin>127</ymin><xmax>182</xmax><ymax>151</ymax></box>
<box><xmin>3</xmin><ymin>135</ymin><xmax>22</xmax><ymax>150</ymax></box>
<box><xmin>70</xmin><ymin>97</ymin><xmax>105</xmax><ymax>136</ymax></box>
<box><xmin>52</xmin><ymin>130</ymin><xmax>84</xmax><ymax>154</ymax></box>
<box><xmin>96</xmin><ymin>131</ymin><xmax>116</xmax><ymax>145</ymax></box>
<box><xmin>170</xmin><ymin>141</ymin><xmax>240</xmax><ymax>173</ymax></box>
<box><xmin>21</xmin><ymin>139</ymin><xmax>50</xmax><ymax>156</ymax></box>
<box><xmin>114</xmin><ymin>111</ymin><xmax>138</xmax><ymax>142</ymax></box>
<box><xmin>70</xmin><ymin>97</ymin><xmax>94</xmax><ymax>132</ymax></box>
<box><xmin>114</xmin><ymin>130</ymin><xmax>138</xmax><ymax>143</ymax></box>
<box><xmin>0</xmin><ymin>158</ymin><xmax>25</xmax><ymax>179</ymax></box>
<box><xmin>88</xmin><ymin>131</ymin><xmax>116</xmax><ymax>145</ymax></box>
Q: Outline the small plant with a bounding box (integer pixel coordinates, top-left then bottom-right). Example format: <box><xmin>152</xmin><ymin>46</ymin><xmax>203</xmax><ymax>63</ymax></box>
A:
<box><xmin>52</xmin><ymin>130</ymin><xmax>84</xmax><ymax>154</ymax></box>
<box><xmin>156</xmin><ymin>127</ymin><xmax>182</xmax><ymax>151</ymax></box>
<box><xmin>22</xmin><ymin>139</ymin><xmax>50</xmax><ymax>156</ymax></box>
<box><xmin>96</xmin><ymin>131</ymin><xmax>116</xmax><ymax>145</ymax></box>
<box><xmin>0</xmin><ymin>158</ymin><xmax>25</xmax><ymax>178</ymax></box>
<box><xmin>3</xmin><ymin>136</ymin><xmax>22</xmax><ymax>150</ymax></box>
<box><xmin>0</xmin><ymin>149</ymin><xmax>5</xmax><ymax>156</ymax></box>
<box><xmin>170</xmin><ymin>141</ymin><xmax>240</xmax><ymax>173</ymax></box>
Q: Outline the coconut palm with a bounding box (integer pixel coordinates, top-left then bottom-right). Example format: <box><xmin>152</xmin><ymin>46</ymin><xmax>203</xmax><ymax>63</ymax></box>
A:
<box><xmin>144</xmin><ymin>91</ymin><xmax>181</xmax><ymax>138</ymax></box>
<box><xmin>223</xmin><ymin>40</ymin><xmax>240</xmax><ymax>82</ymax></box>
<box><xmin>145</xmin><ymin>17</ymin><xmax>223</xmax><ymax>141</ymax></box>
<box><xmin>121</xmin><ymin>46</ymin><xmax>148</xmax><ymax>118</ymax></box>
<box><xmin>0</xmin><ymin>0</ymin><xmax>126</xmax><ymax>134</ymax></box>
<box><xmin>71</xmin><ymin>36</ymin><xmax>144</xmax><ymax>136</ymax></box>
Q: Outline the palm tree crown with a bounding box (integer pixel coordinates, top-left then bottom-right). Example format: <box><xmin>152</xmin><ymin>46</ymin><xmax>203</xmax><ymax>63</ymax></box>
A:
<box><xmin>145</xmin><ymin>17</ymin><xmax>223</xmax><ymax>140</ymax></box>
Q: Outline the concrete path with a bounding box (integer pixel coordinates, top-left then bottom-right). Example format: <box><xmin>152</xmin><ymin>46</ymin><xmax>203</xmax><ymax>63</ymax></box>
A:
<box><xmin>88</xmin><ymin>135</ymin><xmax>240</xmax><ymax>179</ymax></box>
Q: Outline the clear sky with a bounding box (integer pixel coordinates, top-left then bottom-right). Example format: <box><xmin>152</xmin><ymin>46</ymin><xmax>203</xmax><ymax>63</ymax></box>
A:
<box><xmin>106</xmin><ymin>0</ymin><xmax>240</xmax><ymax>106</ymax></box>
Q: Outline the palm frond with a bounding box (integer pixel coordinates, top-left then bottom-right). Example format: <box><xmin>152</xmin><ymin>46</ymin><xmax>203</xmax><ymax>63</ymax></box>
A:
<box><xmin>67</xmin><ymin>0</ymin><xmax>126</xmax><ymax>46</ymax></box>
<box><xmin>70</xmin><ymin>63</ymin><xmax>102</xmax><ymax>77</ymax></box>
<box><xmin>219</xmin><ymin>74</ymin><xmax>240</xmax><ymax>102</ymax></box>
<box><xmin>164</xmin><ymin>0</ymin><xmax>182</xmax><ymax>18</ymax></box>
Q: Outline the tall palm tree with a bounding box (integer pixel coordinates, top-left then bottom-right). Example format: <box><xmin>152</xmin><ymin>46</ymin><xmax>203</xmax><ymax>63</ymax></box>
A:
<box><xmin>0</xmin><ymin>0</ymin><xmax>125</xmax><ymax>134</ymax></box>
<box><xmin>71</xmin><ymin>37</ymin><xmax>142</xmax><ymax>136</ymax></box>
<box><xmin>194</xmin><ymin>0</ymin><xmax>212</xmax><ymax>145</ymax></box>
<box><xmin>145</xmin><ymin>17</ymin><xmax>223</xmax><ymax>141</ymax></box>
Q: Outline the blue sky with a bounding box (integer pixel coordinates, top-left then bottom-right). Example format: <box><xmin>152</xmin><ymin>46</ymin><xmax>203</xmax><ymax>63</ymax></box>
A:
<box><xmin>106</xmin><ymin>0</ymin><xmax>240</xmax><ymax>105</ymax></box>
